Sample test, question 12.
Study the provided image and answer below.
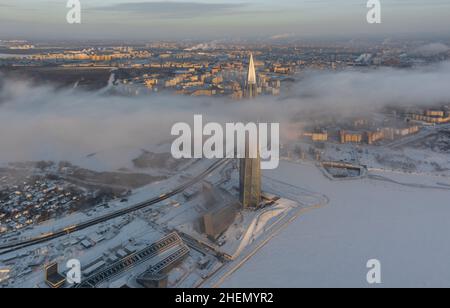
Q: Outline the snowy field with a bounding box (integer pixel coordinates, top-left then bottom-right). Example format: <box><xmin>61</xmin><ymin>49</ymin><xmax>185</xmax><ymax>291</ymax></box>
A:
<box><xmin>221</xmin><ymin>161</ymin><xmax>450</xmax><ymax>288</ymax></box>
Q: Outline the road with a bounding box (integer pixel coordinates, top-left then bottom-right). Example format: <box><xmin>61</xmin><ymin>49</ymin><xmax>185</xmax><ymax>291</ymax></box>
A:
<box><xmin>0</xmin><ymin>159</ymin><xmax>229</xmax><ymax>256</ymax></box>
<box><xmin>384</xmin><ymin>123</ymin><xmax>450</xmax><ymax>149</ymax></box>
<box><xmin>367</xmin><ymin>174</ymin><xmax>450</xmax><ymax>191</ymax></box>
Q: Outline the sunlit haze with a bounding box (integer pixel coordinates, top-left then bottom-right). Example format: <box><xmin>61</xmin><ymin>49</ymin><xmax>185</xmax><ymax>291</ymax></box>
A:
<box><xmin>1</xmin><ymin>0</ymin><xmax>450</xmax><ymax>40</ymax></box>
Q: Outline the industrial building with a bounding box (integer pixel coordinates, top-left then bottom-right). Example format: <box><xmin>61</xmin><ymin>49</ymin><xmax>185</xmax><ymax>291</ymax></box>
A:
<box><xmin>196</xmin><ymin>187</ymin><xmax>240</xmax><ymax>240</ymax></box>
<box><xmin>76</xmin><ymin>232</ymin><xmax>188</xmax><ymax>288</ymax></box>
<box><xmin>136</xmin><ymin>272</ymin><xmax>168</xmax><ymax>288</ymax></box>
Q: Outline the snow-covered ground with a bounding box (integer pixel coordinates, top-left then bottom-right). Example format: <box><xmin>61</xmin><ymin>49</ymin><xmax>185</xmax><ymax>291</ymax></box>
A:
<box><xmin>4</xmin><ymin>151</ymin><xmax>450</xmax><ymax>288</ymax></box>
<box><xmin>0</xmin><ymin>158</ymin><xmax>211</xmax><ymax>243</ymax></box>
<box><xmin>73</xmin><ymin>144</ymin><xmax>175</xmax><ymax>173</ymax></box>
<box><xmin>221</xmin><ymin>160</ymin><xmax>450</xmax><ymax>288</ymax></box>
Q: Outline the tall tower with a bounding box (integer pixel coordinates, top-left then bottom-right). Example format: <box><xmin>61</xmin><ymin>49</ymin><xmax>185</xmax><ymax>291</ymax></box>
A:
<box><xmin>246</xmin><ymin>53</ymin><xmax>257</xmax><ymax>98</ymax></box>
<box><xmin>239</xmin><ymin>139</ymin><xmax>262</xmax><ymax>209</ymax></box>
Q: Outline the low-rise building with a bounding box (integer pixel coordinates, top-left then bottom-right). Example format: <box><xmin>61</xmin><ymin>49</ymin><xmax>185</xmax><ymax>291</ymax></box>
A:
<box><xmin>340</xmin><ymin>130</ymin><xmax>363</xmax><ymax>144</ymax></box>
<box><xmin>408</xmin><ymin>112</ymin><xmax>450</xmax><ymax>124</ymax></box>
<box><xmin>303</xmin><ymin>131</ymin><xmax>328</xmax><ymax>142</ymax></box>
<box><xmin>366</xmin><ymin>130</ymin><xmax>385</xmax><ymax>145</ymax></box>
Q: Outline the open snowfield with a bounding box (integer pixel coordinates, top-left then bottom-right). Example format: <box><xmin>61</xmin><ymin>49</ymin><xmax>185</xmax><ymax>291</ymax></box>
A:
<box><xmin>221</xmin><ymin>161</ymin><xmax>450</xmax><ymax>288</ymax></box>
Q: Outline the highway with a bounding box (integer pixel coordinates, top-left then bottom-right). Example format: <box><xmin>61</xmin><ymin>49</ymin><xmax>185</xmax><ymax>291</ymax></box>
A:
<box><xmin>0</xmin><ymin>159</ymin><xmax>229</xmax><ymax>256</ymax></box>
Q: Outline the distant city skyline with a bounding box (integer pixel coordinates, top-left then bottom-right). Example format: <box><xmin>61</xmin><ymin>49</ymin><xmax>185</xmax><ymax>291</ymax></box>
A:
<box><xmin>1</xmin><ymin>0</ymin><xmax>450</xmax><ymax>41</ymax></box>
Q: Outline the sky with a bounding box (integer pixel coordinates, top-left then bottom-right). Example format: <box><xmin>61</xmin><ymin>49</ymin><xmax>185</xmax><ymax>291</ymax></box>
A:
<box><xmin>0</xmin><ymin>0</ymin><xmax>449</xmax><ymax>41</ymax></box>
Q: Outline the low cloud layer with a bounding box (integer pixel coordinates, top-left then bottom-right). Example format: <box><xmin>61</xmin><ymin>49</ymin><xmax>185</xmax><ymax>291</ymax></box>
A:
<box><xmin>411</xmin><ymin>43</ymin><xmax>450</xmax><ymax>56</ymax></box>
<box><xmin>289</xmin><ymin>61</ymin><xmax>450</xmax><ymax>112</ymax></box>
<box><xmin>1</xmin><ymin>61</ymin><xmax>450</xmax><ymax>167</ymax></box>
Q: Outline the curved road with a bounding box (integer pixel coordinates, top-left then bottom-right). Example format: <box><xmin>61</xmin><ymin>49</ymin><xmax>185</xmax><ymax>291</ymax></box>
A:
<box><xmin>0</xmin><ymin>159</ymin><xmax>229</xmax><ymax>255</ymax></box>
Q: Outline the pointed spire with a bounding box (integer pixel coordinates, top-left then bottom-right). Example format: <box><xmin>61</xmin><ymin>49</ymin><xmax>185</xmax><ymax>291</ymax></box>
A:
<box><xmin>247</xmin><ymin>53</ymin><xmax>257</xmax><ymax>85</ymax></box>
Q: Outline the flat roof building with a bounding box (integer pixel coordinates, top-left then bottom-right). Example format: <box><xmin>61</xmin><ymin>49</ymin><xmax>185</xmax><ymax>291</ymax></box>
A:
<box><xmin>45</xmin><ymin>263</ymin><xmax>66</xmax><ymax>289</ymax></box>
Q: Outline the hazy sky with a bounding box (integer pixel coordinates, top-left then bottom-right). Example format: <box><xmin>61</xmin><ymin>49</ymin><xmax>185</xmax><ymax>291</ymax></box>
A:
<box><xmin>0</xmin><ymin>0</ymin><xmax>450</xmax><ymax>40</ymax></box>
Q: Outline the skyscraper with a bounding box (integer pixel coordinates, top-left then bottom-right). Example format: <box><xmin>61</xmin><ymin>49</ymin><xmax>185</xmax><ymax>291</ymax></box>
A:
<box><xmin>246</xmin><ymin>53</ymin><xmax>257</xmax><ymax>98</ymax></box>
<box><xmin>239</xmin><ymin>138</ymin><xmax>262</xmax><ymax>209</ymax></box>
<box><xmin>239</xmin><ymin>52</ymin><xmax>262</xmax><ymax>209</ymax></box>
